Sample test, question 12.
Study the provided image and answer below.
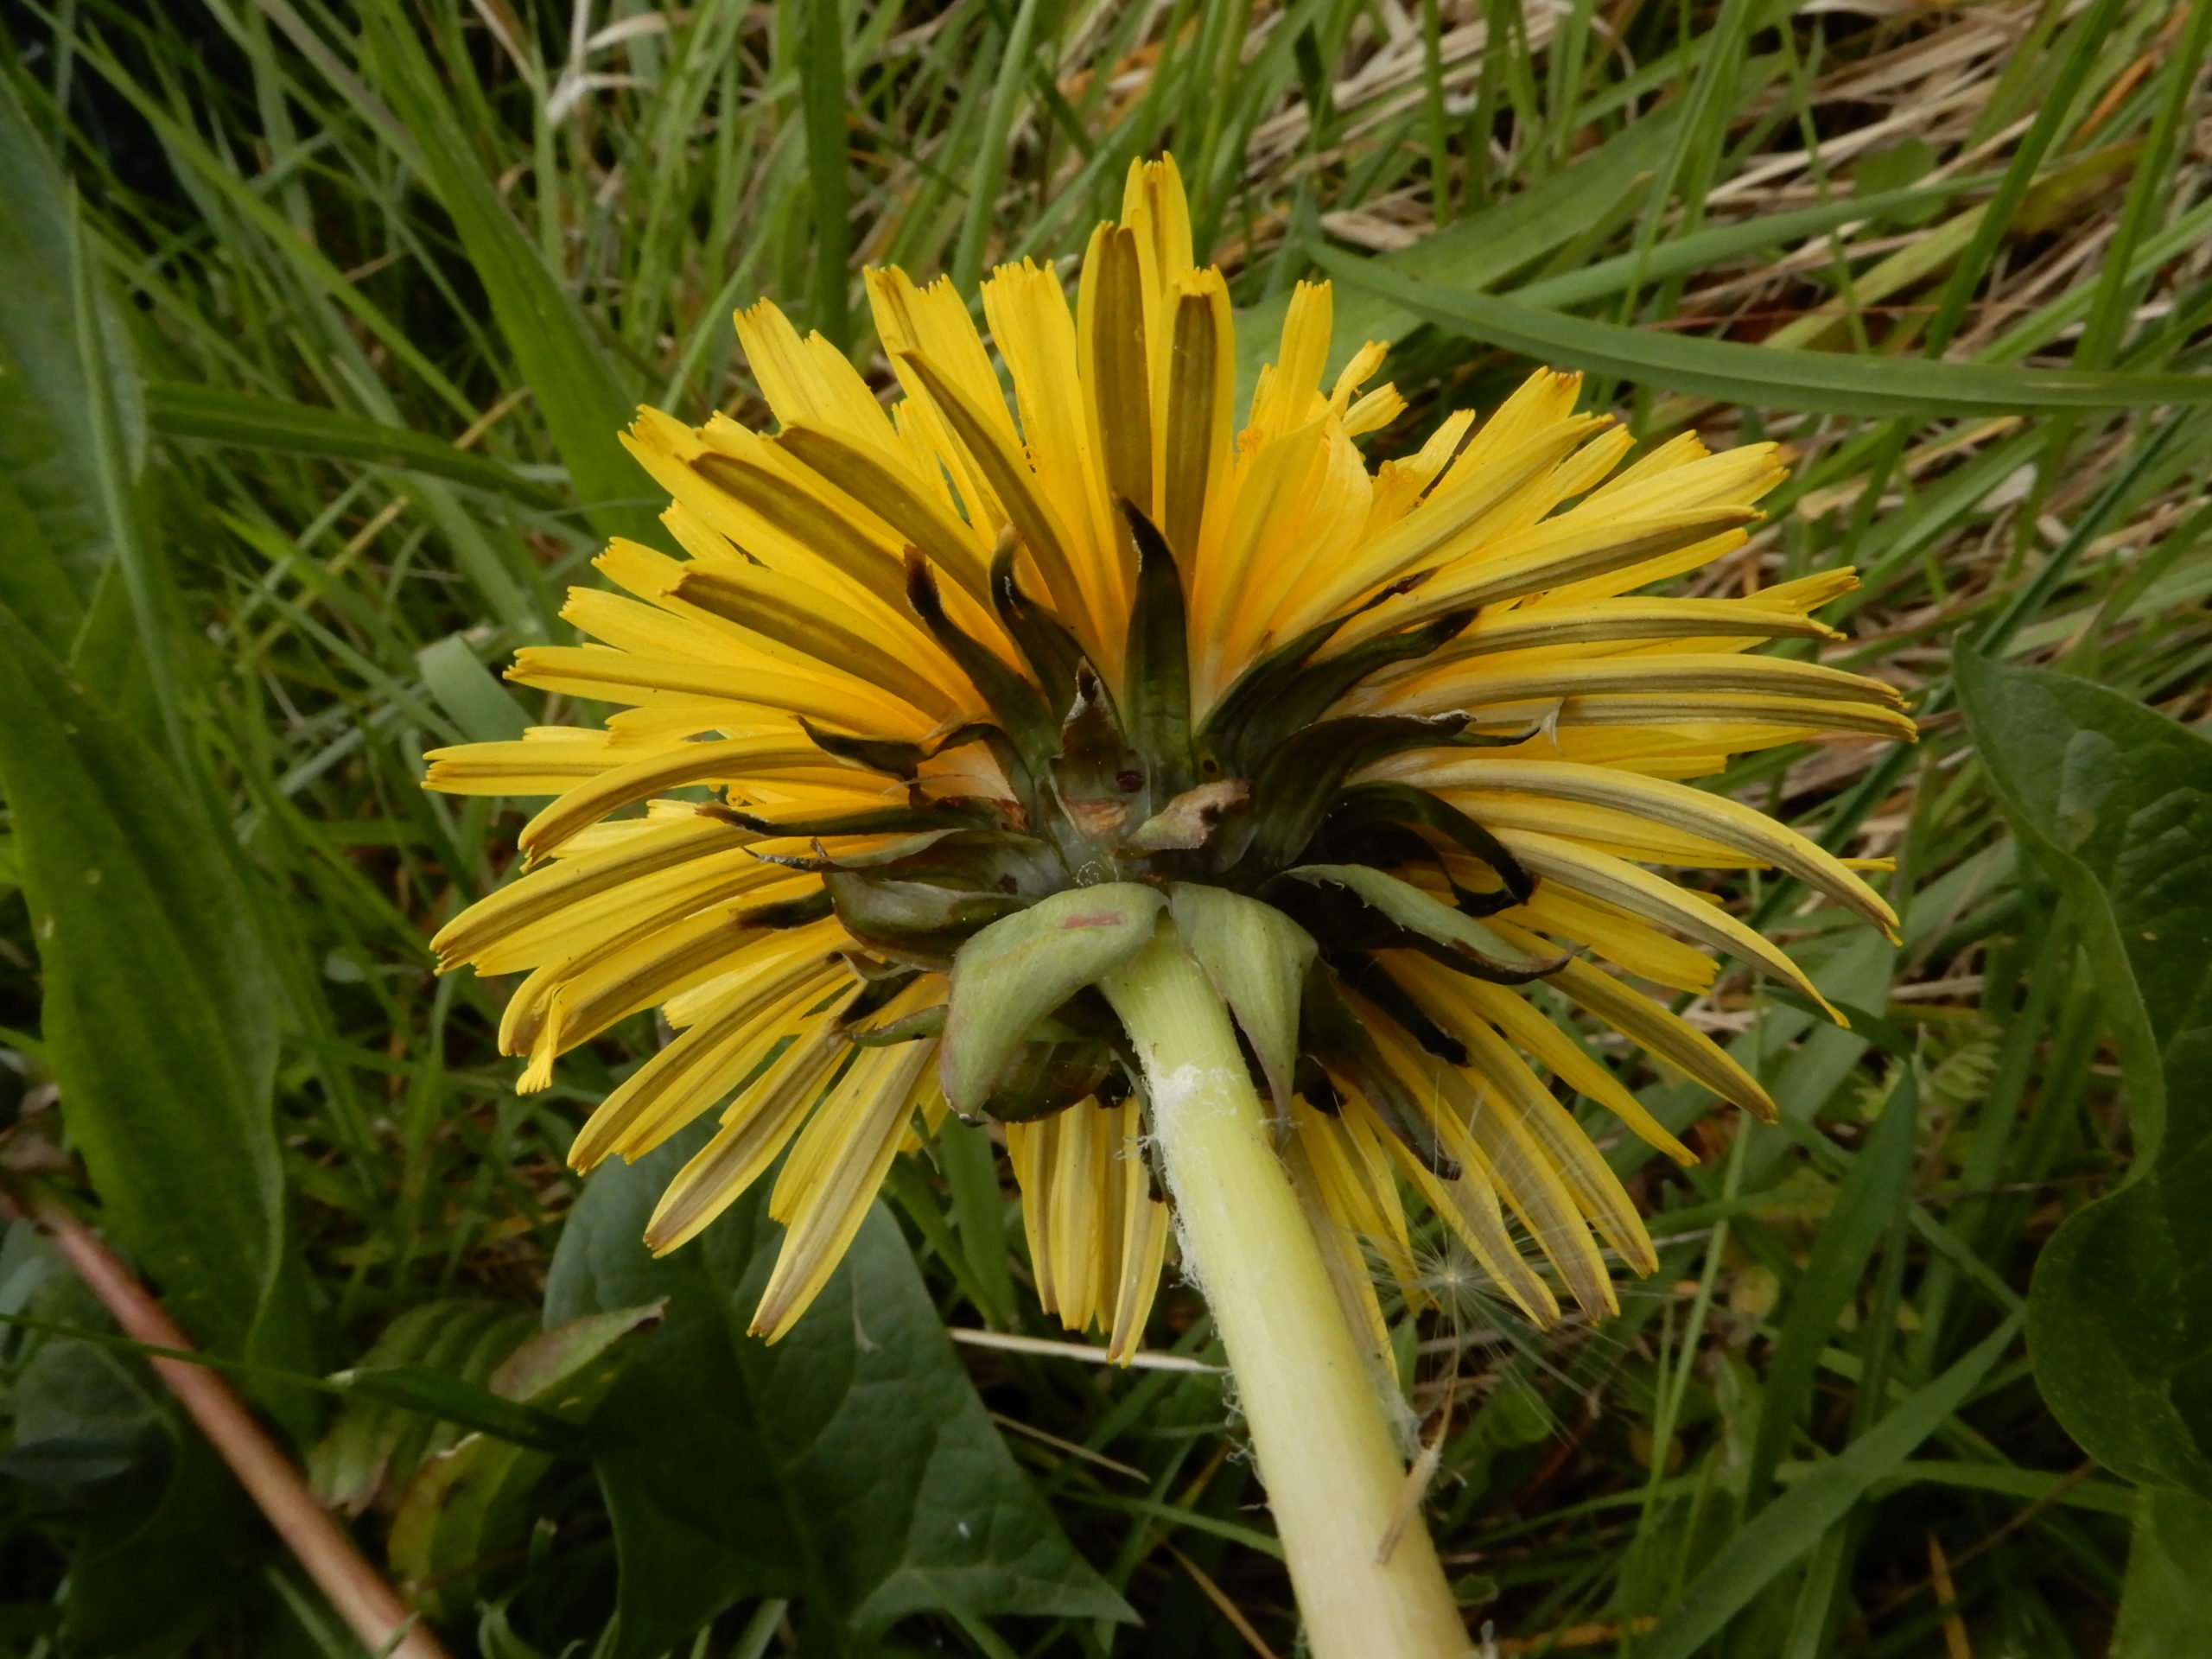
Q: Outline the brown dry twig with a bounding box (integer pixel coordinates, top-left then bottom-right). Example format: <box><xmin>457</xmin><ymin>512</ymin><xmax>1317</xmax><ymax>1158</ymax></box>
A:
<box><xmin>0</xmin><ymin>1178</ymin><xmax>451</xmax><ymax>1659</ymax></box>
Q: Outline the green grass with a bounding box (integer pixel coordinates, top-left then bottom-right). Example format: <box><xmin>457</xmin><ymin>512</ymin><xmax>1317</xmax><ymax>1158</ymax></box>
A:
<box><xmin>0</xmin><ymin>0</ymin><xmax>2209</xmax><ymax>1655</ymax></box>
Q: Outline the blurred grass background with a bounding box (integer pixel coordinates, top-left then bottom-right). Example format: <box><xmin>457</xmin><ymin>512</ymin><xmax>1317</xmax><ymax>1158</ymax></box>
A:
<box><xmin>0</xmin><ymin>0</ymin><xmax>2209</xmax><ymax>1654</ymax></box>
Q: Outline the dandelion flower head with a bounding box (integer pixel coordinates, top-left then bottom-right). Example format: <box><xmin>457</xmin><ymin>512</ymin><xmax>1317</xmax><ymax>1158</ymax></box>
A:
<box><xmin>426</xmin><ymin>156</ymin><xmax>1910</xmax><ymax>1351</ymax></box>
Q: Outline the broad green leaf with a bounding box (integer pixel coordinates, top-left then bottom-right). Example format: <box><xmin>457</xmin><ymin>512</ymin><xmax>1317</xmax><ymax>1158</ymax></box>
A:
<box><xmin>0</xmin><ymin>462</ymin><xmax>84</xmax><ymax>659</ymax></box>
<box><xmin>389</xmin><ymin>1432</ymin><xmax>560</xmax><ymax>1619</ymax></box>
<box><xmin>1169</xmin><ymin>885</ymin><xmax>1315</xmax><ymax>1107</ymax></box>
<box><xmin>1309</xmin><ymin>244</ymin><xmax>2212</xmax><ymax>416</ymax></box>
<box><xmin>543</xmin><ymin>1124</ymin><xmax>1133</xmax><ymax>1659</ymax></box>
<box><xmin>144</xmin><ymin>382</ymin><xmax>562</xmax><ymax>510</ymax></box>
<box><xmin>3</xmin><ymin>1231</ymin><xmax>164</xmax><ymax>1488</ymax></box>
<box><xmin>940</xmin><ymin>884</ymin><xmax>1166</xmax><ymax>1113</ymax></box>
<box><xmin>1959</xmin><ymin>654</ymin><xmax>2212</xmax><ymax>1496</ymax></box>
<box><xmin>1637</xmin><ymin>1316</ymin><xmax>2020</xmax><ymax>1659</ymax></box>
<box><xmin>5</xmin><ymin>1338</ymin><xmax>155</xmax><ymax>1487</ymax></box>
<box><xmin>65</xmin><ymin>1411</ymin><xmax>261</xmax><ymax>1654</ymax></box>
<box><xmin>0</xmin><ymin>605</ymin><xmax>314</xmax><ymax>1402</ymax></box>
<box><xmin>1958</xmin><ymin>654</ymin><xmax>2212</xmax><ymax>1159</ymax></box>
<box><xmin>2113</xmin><ymin>1489</ymin><xmax>2212</xmax><ymax>1657</ymax></box>
<box><xmin>0</xmin><ymin>75</ymin><xmax>184</xmax><ymax>757</ymax></box>
<box><xmin>360</xmin><ymin>1</ymin><xmax>664</xmax><ymax>550</ymax></box>
<box><xmin>0</xmin><ymin>77</ymin><xmax>136</xmax><ymax>649</ymax></box>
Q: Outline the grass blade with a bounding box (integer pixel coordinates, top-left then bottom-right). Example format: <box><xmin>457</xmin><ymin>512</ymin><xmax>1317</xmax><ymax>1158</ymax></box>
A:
<box><xmin>362</xmin><ymin>0</ymin><xmax>663</xmax><ymax>550</ymax></box>
<box><xmin>1637</xmin><ymin>1316</ymin><xmax>2022</xmax><ymax>1659</ymax></box>
<box><xmin>1743</xmin><ymin>1068</ymin><xmax>1921</xmax><ymax>1513</ymax></box>
<box><xmin>146</xmin><ymin>383</ymin><xmax>563</xmax><ymax>510</ymax></box>
<box><xmin>801</xmin><ymin>0</ymin><xmax>853</xmax><ymax>346</ymax></box>
<box><xmin>1237</xmin><ymin>112</ymin><xmax>1672</xmax><ymax>397</ymax></box>
<box><xmin>1312</xmin><ymin>244</ymin><xmax>2212</xmax><ymax>416</ymax></box>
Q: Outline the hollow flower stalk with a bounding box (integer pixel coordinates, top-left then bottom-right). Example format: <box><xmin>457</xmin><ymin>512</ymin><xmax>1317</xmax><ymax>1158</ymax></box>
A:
<box><xmin>426</xmin><ymin>156</ymin><xmax>1910</xmax><ymax>1657</ymax></box>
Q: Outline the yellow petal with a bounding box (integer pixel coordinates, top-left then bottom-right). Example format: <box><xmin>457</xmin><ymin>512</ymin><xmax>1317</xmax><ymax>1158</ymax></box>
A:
<box><xmin>1447</xmin><ymin>976</ymin><xmax>1696</xmax><ymax>1166</ymax></box>
<box><xmin>1491</xmin><ymin>925</ymin><xmax>1777</xmax><ymax>1121</ymax></box>
<box><xmin>1245</xmin><ymin>280</ymin><xmax>1333</xmax><ymax>442</ymax></box>
<box><xmin>1079</xmin><ymin>224</ymin><xmax>1158</xmax><ymax>523</ymax></box>
<box><xmin>424</xmin><ymin>728</ymin><xmax>646</xmax><ymax>798</ymax></box>
<box><xmin>868</xmin><ymin>267</ymin><xmax>1012</xmax><ymax>532</ymax></box>
<box><xmin>1370</xmin><ymin>1090</ymin><xmax>1560</xmax><ymax>1327</ymax></box>
<box><xmin>982</xmin><ymin>259</ymin><xmax>1125</xmax><ymax>643</ymax></box>
<box><xmin>641</xmin><ymin>1014</ymin><xmax>852</xmax><ymax>1255</ymax></box>
<box><xmin>893</xmin><ymin>346</ymin><xmax>1100</xmax><ymax>655</ymax></box>
<box><xmin>1330</xmin><ymin>506</ymin><xmax>1758</xmax><ymax>649</ymax></box>
<box><xmin>1508</xmin><ymin>881</ymin><xmax>1719</xmax><ymax>994</ymax></box>
<box><xmin>502</xmin><ymin>883</ymin><xmax>827</xmax><ymax>1060</ymax></box>
<box><xmin>1414</xmin><ymin>758</ymin><xmax>1898</xmax><ymax>934</ymax></box>
<box><xmin>569</xmin><ymin>945</ymin><xmax>849</xmax><ymax>1169</ymax></box>
<box><xmin>1282</xmin><ymin>1118</ymin><xmax>1395</xmax><ymax>1365</ymax></box>
<box><xmin>1497</xmin><ymin>828</ymin><xmax>1838</xmax><ymax>1016</ymax></box>
<box><xmin>1389</xmin><ymin>959</ymin><xmax>1656</xmax><ymax>1275</ymax></box>
<box><xmin>431</xmin><ymin>810</ymin><xmax>750</xmax><ymax>969</ymax></box>
<box><xmin>1274</xmin><ymin>414</ymin><xmax>1615</xmax><ymax>635</ymax></box>
<box><xmin>750</xmin><ymin>1039</ymin><xmax>938</xmax><ymax>1339</ymax></box>
<box><xmin>1160</xmin><ymin>270</ymin><xmax>1235</xmax><ymax>566</ymax></box>
<box><xmin>1104</xmin><ymin>1099</ymin><xmax>1173</xmax><ymax>1363</ymax></box>
<box><xmin>734</xmin><ymin>298</ymin><xmax>903</xmax><ymax>448</ymax></box>
<box><xmin>516</xmin><ymin>736</ymin><xmax>827</xmax><ymax>859</ymax></box>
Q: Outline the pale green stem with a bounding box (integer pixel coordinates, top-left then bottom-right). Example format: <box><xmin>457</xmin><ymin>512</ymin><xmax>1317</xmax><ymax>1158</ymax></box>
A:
<box><xmin>1103</xmin><ymin>924</ymin><xmax>1471</xmax><ymax>1659</ymax></box>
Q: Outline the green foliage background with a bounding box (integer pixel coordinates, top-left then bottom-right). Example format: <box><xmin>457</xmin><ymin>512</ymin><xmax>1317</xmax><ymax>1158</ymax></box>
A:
<box><xmin>0</xmin><ymin>0</ymin><xmax>2209</xmax><ymax>1653</ymax></box>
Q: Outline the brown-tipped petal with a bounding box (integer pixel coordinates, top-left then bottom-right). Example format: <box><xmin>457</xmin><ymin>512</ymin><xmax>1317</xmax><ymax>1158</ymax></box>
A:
<box><xmin>516</xmin><ymin>739</ymin><xmax>823</xmax><ymax>860</ymax></box>
<box><xmin>432</xmin><ymin>812</ymin><xmax>751</xmax><ymax>969</ymax></box>
<box><xmin>569</xmin><ymin>948</ymin><xmax>849</xmax><ymax>1171</ymax></box>
<box><xmin>1530</xmin><ymin>944</ymin><xmax>1778</xmax><ymax>1122</ymax></box>
<box><xmin>1330</xmin><ymin>507</ymin><xmax>1759</xmax><ymax>649</ymax></box>
<box><xmin>1401</xmin><ymin>596</ymin><xmax>1844</xmax><ymax>668</ymax></box>
<box><xmin>1494</xmin><ymin>828</ymin><xmax>1840</xmax><ymax>1019</ymax></box>
<box><xmin>748</xmin><ymin>1039</ymin><xmax>938</xmax><ymax>1338</ymax></box>
<box><xmin>1412</xmin><ymin>758</ymin><xmax>1900</xmax><ymax>937</ymax></box>
<box><xmin>773</xmin><ymin>422</ymin><xmax>995</xmax><ymax>601</ymax></box>
<box><xmin>1398</xmin><ymin>653</ymin><xmax>1906</xmax><ymax>716</ymax></box>
<box><xmin>641</xmin><ymin>1016</ymin><xmax>852</xmax><ymax>1255</ymax></box>
<box><xmin>893</xmin><ymin>349</ymin><xmax>1095</xmax><ymax>642</ymax></box>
